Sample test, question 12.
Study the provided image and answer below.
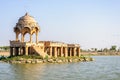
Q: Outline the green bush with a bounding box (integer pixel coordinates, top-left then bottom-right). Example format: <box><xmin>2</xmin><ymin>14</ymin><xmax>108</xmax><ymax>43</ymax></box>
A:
<box><xmin>0</xmin><ymin>55</ymin><xmax>6</xmax><ymax>60</ymax></box>
<box><xmin>44</xmin><ymin>55</ymin><xmax>48</xmax><ymax>60</ymax></box>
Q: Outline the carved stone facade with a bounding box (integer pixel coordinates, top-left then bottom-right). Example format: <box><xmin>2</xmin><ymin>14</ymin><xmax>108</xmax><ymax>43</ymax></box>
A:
<box><xmin>10</xmin><ymin>13</ymin><xmax>80</xmax><ymax>57</ymax></box>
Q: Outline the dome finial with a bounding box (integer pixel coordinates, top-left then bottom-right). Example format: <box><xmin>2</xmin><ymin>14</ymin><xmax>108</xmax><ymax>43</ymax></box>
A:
<box><xmin>25</xmin><ymin>12</ymin><xmax>29</xmax><ymax>16</ymax></box>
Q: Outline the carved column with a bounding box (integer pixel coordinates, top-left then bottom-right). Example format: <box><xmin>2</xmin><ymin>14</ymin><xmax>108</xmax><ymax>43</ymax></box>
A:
<box><xmin>65</xmin><ymin>47</ymin><xmax>68</xmax><ymax>57</ymax></box>
<box><xmin>21</xmin><ymin>34</ymin><xmax>24</xmax><ymax>42</ymax></box>
<box><xmin>20</xmin><ymin>47</ymin><xmax>23</xmax><ymax>55</ymax></box>
<box><xmin>36</xmin><ymin>32</ymin><xmax>38</xmax><ymax>43</ymax></box>
<box><xmin>16</xmin><ymin>33</ymin><xmax>19</xmax><ymax>41</ymax></box>
<box><xmin>54</xmin><ymin>47</ymin><xmax>57</xmax><ymax>57</ymax></box>
<box><xmin>78</xmin><ymin>47</ymin><xmax>80</xmax><ymax>57</ymax></box>
<box><xmin>50</xmin><ymin>47</ymin><xmax>52</xmax><ymax>57</ymax></box>
<box><xmin>13</xmin><ymin>48</ymin><xmax>15</xmax><ymax>56</ymax></box>
<box><xmin>57</xmin><ymin>48</ymin><xmax>59</xmax><ymax>56</ymax></box>
<box><xmin>25</xmin><ymin>46</ymin><xmax>28</xmax><ymax>55</ymax></box>
<box><xmin>60</xmin><ymin>47</ymin><xmax>63</xmax><ymax>57</ymax></box>
<box><xmin>73</xmin><ymin>48</ymin><xmax>76</xmax><ymax>56</ymax></box>
<box><xmin>30</xmin><ymin>34</ymin><xmax>32</xmax><ymax>43</ymax></box>
<box><xmin>23</xmin><ymin>35</ymin><xmax>25</xmax><ymax>42</ymax></box>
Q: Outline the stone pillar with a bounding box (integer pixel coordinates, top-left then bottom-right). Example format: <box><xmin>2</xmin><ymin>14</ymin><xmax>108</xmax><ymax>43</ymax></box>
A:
<box><xmin>57</xmin><ymin>48</ymin><xmax>59</xmax><ymax>56</ymax></box>
<box><xmin>65</xmin><ymin>47</ymin><xmax>68</xmax><ymax>57</ymax></box>
<box><xmin>60</xmin><ymin>47</ymin><xmax>63</xmax><ymax>57</ymax></box>
<box><xmin>20</xmin><ymin>47</ymin><xmax>23</xmax><ymax>55</ymax></box>
<box><xmin>54</xmin><ymin>47</ymin><xmax>57</xmax><ymax>57</ymax></box>
<box><xmin>25</xmin><ymin>46</ymin><xmax>28</xmax><ymax>55</ymax></box>
<box><xmin>49</xmin><ymin>47</ymin><xmax>52</xmax><ymax>57</ymax></box>
<box><xmin>50</xmin><ymin>47</ymin><xmax>52</xmax><ymax>57</ymax></box>
<box><xmin>30</xmin><ymin>34</ymin><xmax>32</xmax><ymax>43</ymax></box>
<box><xmin>73</xmin><ymin>48</ymin><xmax>76</xmax><ymax>56</ymax></box>
<box><xmin>16</xmin><ymin>33</ymin><xmax>19</xmax><ymax>41</ymax></box>
<box><xmin>36</xmin><ymin>32</ymin><xmax>38</xmax><ymax>43</ymax></box>
<box><xmin>21</xmin><ymin>34</ymin><xmax>24</xmax><ymax>42</ymax></box>
<box><xmin>78</xmin><ymin>48</ymin><xmax>80</xmax><ymax>57</ymax></box>
<box><xmin>10</xmin><ymin>47</ymin><xmax>13</xmax><ymax>56</ymax></box>
<box><xmin>70</xmin><ymin>48</ymin><xmax>72</xmax><ymax>57</ymax></box>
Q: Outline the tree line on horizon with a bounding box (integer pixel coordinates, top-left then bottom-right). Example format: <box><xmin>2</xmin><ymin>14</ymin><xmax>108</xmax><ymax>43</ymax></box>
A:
<box><xmin>0</xmin><ymin>46</ymin><xmax>10</xmax><ymax>51</ymax></box>
<box><xmin>81</xmin><ymin>45</ymin><xmax>120</xmax><ymax>52</ymax></box>
<box><xmin>81</xmin><ymin>45</ymin><xmax>120</xmax><ymax>55</ymax></box>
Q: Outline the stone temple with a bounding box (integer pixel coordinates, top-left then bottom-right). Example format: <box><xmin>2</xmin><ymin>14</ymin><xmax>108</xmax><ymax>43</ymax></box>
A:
<box><xmin>10</xmin><ymin>13</ymin><xmax>81</xmax><ymax>58</ymax></box>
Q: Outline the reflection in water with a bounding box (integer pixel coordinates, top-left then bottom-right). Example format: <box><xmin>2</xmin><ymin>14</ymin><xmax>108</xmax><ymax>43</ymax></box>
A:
<box><xmin>0</xmin><ymin>56</ymin><xmax>120</xmax><ymax>80</ymax></box>
<box><xmin>10</xmin><ymin>64</ymin><xmax>47</xmax><ymax>80</ymax></box>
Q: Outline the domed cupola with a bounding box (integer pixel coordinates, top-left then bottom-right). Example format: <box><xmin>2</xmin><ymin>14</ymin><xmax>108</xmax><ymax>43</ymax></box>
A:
<box><xmin>14</xmin><ymin>13</ymin><xmax>40</xmax><ymax>43</ymax></box>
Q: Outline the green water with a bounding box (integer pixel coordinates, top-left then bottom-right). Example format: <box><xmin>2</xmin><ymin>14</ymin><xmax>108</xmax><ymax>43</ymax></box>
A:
<box><xmin>0</xmin><ymin>56</ymin><xmax>120</xmax><ymax>80</ymax></box>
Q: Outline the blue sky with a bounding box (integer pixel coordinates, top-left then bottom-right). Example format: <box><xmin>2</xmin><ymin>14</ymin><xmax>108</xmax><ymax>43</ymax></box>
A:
<box><xmin>0</xmin><ymin>0</ymin><xmax>120</xmax><ymax>49</ymax></box>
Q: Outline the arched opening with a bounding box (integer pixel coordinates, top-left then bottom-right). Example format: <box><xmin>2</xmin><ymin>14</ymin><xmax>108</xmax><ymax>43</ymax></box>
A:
<box><xmin>24</xmin><ymin>33</ymin><xmax>30</xmax><ymax>42</ymax></box>
<box><xmin>32</xmin><ymin>33</ymin><xmax>36</xmax><ymax>43</ymax></box>
<box><xmin>14</xmin><ymin>27</ymin><xmax>20</xmax><ymax>41</ymax></box>
<box><xmin>21</xmin><ymin>27</ymin><xmax>31</xmax><ymax>42</ymax></box>
<box><xmin>18</xmin><ymin>33</ymin><xmax>21</xmax><ymax>41</ymax></box>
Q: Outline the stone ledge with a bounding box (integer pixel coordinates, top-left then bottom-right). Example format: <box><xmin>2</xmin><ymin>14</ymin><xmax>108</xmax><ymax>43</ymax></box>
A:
<box><xmin>2</xmin><ymin>58</ymin><xmax>93</xmax><ymax>64</ymax></box>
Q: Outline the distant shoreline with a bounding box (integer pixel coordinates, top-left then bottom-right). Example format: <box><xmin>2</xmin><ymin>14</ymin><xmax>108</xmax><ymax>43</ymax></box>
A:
<box><xmin>0</xmin><ymin>51</ymin><xmax>10</xmax><ymax>56</ymax></box>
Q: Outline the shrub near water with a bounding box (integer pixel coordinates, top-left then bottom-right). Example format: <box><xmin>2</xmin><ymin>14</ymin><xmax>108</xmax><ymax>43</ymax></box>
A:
<box><xmin>0</xmin><ymin>55</ymin><xmax>43</xmax><ymax>61</ymax></box>
<box><xmin>0</xmin><ymin>55</ymin><xmax>93</xmax><ymax>63</ymax></box>
<box><xmin>0</xmin><ymin>55</ymin><xmax>6</xmax><ymax>60</ymax></box>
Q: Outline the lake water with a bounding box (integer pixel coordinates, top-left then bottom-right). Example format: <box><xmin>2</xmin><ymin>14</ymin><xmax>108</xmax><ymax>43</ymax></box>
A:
<box><xmin>0</xmin><ymin>56</ymin><xmax>120</xmax><ymax>80</ymax></box>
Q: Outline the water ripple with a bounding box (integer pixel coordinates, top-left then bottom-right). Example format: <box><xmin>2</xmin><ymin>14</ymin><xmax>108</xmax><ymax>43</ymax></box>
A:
<box><xmin>0</xmin><ymin>56</ymin><xmax>120</xmax><ymax>80</ymax></box>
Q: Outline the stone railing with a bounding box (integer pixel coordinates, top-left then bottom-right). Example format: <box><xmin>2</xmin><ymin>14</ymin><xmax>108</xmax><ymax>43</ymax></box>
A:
<box><xmin>10</xmin><ymin>41</ymin><xmax>26</xmax><ymax>47</ymax></box>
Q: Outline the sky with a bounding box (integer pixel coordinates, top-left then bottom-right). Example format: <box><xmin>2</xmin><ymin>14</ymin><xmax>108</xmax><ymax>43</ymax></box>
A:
<box><xmin>0</xmin><ymin>0</ymin><xmax>120</xmax><ymax>49</ymax></box>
